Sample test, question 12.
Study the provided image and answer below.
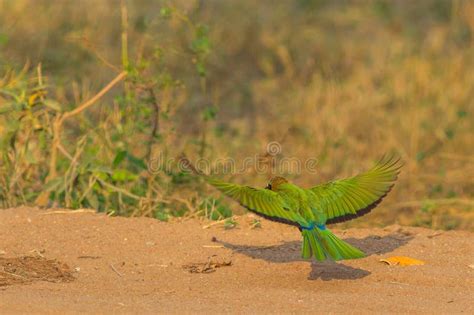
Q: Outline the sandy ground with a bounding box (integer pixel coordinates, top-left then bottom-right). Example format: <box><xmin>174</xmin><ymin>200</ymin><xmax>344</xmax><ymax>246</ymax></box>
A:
<box><xmin>0</xmin><ymin>207</ymin><xmax>473</xmax><ymax>314</ymax></box>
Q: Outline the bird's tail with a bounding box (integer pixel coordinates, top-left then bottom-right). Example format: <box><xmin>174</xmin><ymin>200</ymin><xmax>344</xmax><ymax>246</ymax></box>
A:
<box><xmin>301</xmin><ymin>228</ymin><xmax>365</xmax><ymax>261</ymax></box>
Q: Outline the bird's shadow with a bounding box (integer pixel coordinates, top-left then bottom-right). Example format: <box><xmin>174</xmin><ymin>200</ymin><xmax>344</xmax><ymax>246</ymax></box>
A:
<box><xmin>216</xmin><ymin>232</ymin><xmax>413</xmax><ymax>281</ymax></box>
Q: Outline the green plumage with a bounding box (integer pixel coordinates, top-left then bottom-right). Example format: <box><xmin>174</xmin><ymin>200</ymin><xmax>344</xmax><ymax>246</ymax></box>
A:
<box><xmin>197</xmin><ymin>156</ymin><xmax>402</xmax><ymax>261</ymax></box>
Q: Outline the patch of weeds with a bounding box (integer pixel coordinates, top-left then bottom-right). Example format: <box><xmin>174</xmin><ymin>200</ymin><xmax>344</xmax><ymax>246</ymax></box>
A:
<box><xmin>153</xmin><ymin>209</ymin><xmax>169</xmax><ymax>222</ymax></box>
<box><xmin>200</xmin><ymin>197</ymin><xmax>233</xmax><ymax>221</ymax></box>
<box><xmin>420</xmin><ymin>200</ymin><xmax>436</xmax><ymax>213</ymax></box>
<box><xmin>250</xmin><ymin>218</ymin><xmax>262</xmax><ymax>229</ymax></box>
<box><xmin>224</xmin><ymin>217</ymin><xmax>238</xmax><ymax>230</ymax></box>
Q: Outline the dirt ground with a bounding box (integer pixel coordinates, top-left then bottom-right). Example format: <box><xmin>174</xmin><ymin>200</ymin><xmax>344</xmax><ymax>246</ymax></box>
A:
<box><xmin>0</xmin><ymin>207</ymin><xmax>473</xmax><ymax>314</ymax></box>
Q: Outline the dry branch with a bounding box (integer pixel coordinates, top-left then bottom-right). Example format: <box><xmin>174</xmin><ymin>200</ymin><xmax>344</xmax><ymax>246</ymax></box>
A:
<box><xmin>46</xmin><ymin>71</ymin><xmax>127</xmax><ymax>182</ymax></box>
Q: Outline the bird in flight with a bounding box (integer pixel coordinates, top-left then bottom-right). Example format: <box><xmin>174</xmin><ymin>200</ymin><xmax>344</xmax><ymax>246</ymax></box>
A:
<box><xmin>181</xmin><ymin>155</ymin><xmax>402</xmax><ymax>261</ymax></box>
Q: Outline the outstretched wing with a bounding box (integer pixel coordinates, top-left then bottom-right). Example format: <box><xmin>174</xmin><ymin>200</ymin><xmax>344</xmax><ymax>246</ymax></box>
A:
<box><xmin>206</xmin><ymin>178</ymin><xmax>310</xmax><ymax>228</ymax></box>
<box><xmin>309</xmin><ymin>156</ymin><xmax>402</xmax><ymax>224</ymax></box>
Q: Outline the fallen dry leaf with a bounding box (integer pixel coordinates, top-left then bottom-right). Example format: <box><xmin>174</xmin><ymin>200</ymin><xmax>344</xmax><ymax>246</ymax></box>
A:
<box><xmin>380</xmin><ymin>256</ymin><xmax>425</xmax><ymax>266</ymax></box>
<box><xmin>183</xmin><ymin>256</ymin><xmax>232</xmax><ymax>274</ymax></box>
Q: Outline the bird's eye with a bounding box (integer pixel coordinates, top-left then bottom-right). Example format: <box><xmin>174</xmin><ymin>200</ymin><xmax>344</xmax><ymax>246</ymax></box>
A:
<box><xmin>266</xmin><ymin>184</ymin><xmax>272</xmax><ymax>190</ymax></box>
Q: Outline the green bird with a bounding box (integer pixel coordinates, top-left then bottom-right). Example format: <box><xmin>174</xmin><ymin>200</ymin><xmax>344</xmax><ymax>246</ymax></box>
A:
<box><xmin>183</xmin><ymin>155</ymin><xmax>402</xmax><ymax>261</ymax></box>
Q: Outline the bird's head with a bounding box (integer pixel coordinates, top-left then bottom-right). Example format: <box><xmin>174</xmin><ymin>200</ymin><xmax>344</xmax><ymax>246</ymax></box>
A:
<box><xmin>265</xmin><ymin>176</ymin><xmax>289</xmax><ymax>191</ymax></box>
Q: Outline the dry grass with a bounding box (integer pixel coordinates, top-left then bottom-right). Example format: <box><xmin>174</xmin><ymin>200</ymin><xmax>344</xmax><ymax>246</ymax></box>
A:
<box><xmin>0</xmin><ymin>0</ymin><xmax>472</xmax><ymax>230</ymax></box>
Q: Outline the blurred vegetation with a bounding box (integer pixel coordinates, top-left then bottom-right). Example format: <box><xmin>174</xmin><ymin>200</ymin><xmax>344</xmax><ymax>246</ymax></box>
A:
<box><xmin>0</xmin><ymin>0</ymin><xmax>472</xmax><ymax>230</ymax></box>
